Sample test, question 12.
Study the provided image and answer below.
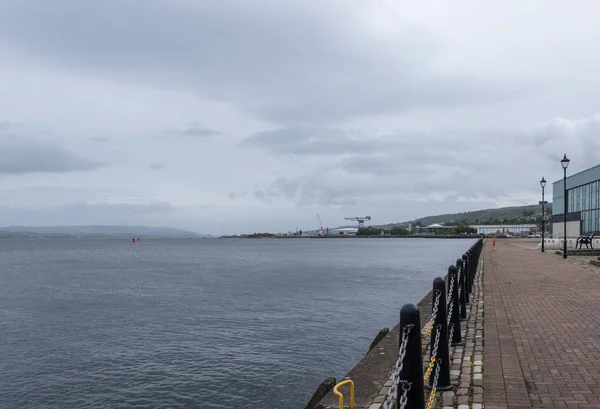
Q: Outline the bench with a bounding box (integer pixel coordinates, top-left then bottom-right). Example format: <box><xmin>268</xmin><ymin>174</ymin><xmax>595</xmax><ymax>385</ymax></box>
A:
<box><xmin>576</xmin><ymin>233</ymin><xmax>596</xmax><ymax>249</ymax></box>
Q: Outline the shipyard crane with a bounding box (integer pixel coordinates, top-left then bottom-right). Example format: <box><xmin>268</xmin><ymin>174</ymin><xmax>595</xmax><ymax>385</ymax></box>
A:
<box><xmin>316</xmin><ymin>214</ymin><xmax>325</xmax><ymax>236</ymax></box>
<box><xmin>345</xmin><ymin>216</ymin><xmax>371</xmax><ymax>229</ymax></box>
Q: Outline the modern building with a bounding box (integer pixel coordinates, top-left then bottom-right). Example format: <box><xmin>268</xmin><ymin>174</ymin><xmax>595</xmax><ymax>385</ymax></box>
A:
<box><xmin>552</xmin><ymin>163</ymin><xmax>600</xmax><ymax>238</ymax></box>
<box><xmin>470</xmin><ymin>224</ymin><xmax>537</xmax><ymax>235</ymax></box>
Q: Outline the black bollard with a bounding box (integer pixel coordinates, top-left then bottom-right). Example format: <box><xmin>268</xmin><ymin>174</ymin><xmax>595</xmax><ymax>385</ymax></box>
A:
<box><xmin>467</xmin><ymin>250</ymin><xmax>474</xmax><ymax>294</ymax></box>
<box><xmin>470</xmin><ymin>247</ymin><xmax>477</xmax><ymax>287</ymax></box>
<box><xmin>447</xmin><ymin>265</ymin><xmax>462</xmax><ymax>345</ymax></box>
<box><xmin>462</xmin><ymin>253</ymin><xmax>471</xmax><ymax>300</ymax></box>
<box><xmin>456</xmin><ymin>258</ymin><xmax>467</xmax><ymax>320</ymax></box>
<box><xmin>463</xmin><ymin>253</ymin><xmax>471</xmax><ymax>303</ymax></box>
<box><xmin>398</xmin><ymin>303</ymin><xmax>425</xmax><ymax>409</ymax></box>
<box><xmin>426</xmin><ymin>277</ymin><xmax>451</xmax><ymax>391</ymax></box>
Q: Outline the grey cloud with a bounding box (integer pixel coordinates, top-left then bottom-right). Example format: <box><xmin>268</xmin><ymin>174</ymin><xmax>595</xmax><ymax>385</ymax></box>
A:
<box><xmin>164</xmin><ymin>124</ymin><xmax>222</xmax><ymax>138</ymax></box>
<box><xmin>90</xmin><ymin>136</ymin><xmax>111</xmax><ymax>142</ymax></box>
<box><xmin>149</xmin><ymin>162</ymin><xmax>167</xmax><ymax>171</ymax></box>
<box><xmin>0</xmin><ymin>134</ymin><xmax>105</xmax><ymax>175</ymax></box>
<box><xmin>0</xmin><ymin>201</ymin><xmax>195</xmax><ymax>228</ymax></box>
<box><xmin>0</xmin><ymin>0</ymin><xmax>531</xmax><ymax>124</ymax></box>
<box><xmin>252</xmin><ymin>113</ymin><xmax>600</xmax><ymax>206</ymax></box>
<box><xmin>242</xmin><ymin>127</ymin><xmax>385</xmax><ymax>156</ymax></box>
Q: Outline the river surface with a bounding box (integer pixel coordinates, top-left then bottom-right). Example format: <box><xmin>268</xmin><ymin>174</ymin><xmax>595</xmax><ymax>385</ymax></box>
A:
<box><xmin>0</xmin><ymin>238</ymin><xmax>474</xmax><ymax>409</ymax></box>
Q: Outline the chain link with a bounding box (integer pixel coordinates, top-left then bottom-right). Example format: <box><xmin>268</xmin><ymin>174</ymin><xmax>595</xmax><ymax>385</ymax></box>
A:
<box><xmin>423</xmin><ymin>324</ymin><xmax>441</xmax><ymax>381</ymax></box>
<box><xmin>422</xmin><ymin>290</ymin><xmax>441</xmax><ymax>339</ymax></box>
<box><xmin>448</xmin><ymin>322</ymin><xmax>455</xmax><ymax>344</ymax></box>
<box><xmin>446</xmin><ymin>275</ymin><xmax>455</xmax><ymax>306</ymax></box>
<box><xmin>425</xmin><ymin>358</ymin><xmax>442</xmax><ymax>409</ymax></box>
<box><xmin>446</xmin><ymin>274</ymin><xmax>456</xmax><ymax>327</ymax></box>
<box><xmin>381</xmin><ymin>324</ymin><xmax>413</xmax><ymax>409</ymax></box>
<box><xmin>397</xmin><ymin>381</ymin><xmax>411</xmax><ymax>409</ymax></box>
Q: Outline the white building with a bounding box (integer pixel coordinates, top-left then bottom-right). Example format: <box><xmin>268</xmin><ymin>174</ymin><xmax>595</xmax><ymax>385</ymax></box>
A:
<box><xmin>470</xmin><ymin>224</ymin><xmax>536</xmax><ymax>235</ymax></box>
<box><xmin>332</xmin><ymin>227</ymin><xmax>359</xmax><ymax>236</ymax></box>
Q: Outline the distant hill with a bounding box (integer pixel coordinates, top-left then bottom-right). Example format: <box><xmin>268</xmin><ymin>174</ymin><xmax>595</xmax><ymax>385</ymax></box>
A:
<box><xmin>407</xmin><ymin>203</ymin><xmax>553</xmax><ymax>226</ymax></box>
<box><xmin>314</xmin><ymin>204</ymin><xmax>553</xmax><ymax>233</ymax></box>
<box><xmin>0</xmin><ymin>225</ymin><xmax>212</xmax><ymax>239</ymax></box>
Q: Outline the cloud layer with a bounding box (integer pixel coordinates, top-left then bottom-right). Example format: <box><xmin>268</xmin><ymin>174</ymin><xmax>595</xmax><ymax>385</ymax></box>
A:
<box><xmin>0</xmin><ymin>0</ymin><xmax>599</xmax><ymax>234</ymax></box>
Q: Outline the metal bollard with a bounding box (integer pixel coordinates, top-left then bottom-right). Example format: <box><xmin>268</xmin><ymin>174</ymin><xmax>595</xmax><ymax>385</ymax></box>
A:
<box><xmin>427</xmin><ymin>277</ymin><xmax>451</xmax><ymax>391</ymax></box>
<box><xmin>398</xmin><ymin>303</ymin><xmax>425</xmax><ymax>409</ymax></box>
<box><xmin>467</xmin><ymin>250</ymin><xmax>474</xmax><ymax>293</ymax></box>
<box><xmin>462</xmin><ymin>253</ymin><xmax>471</xmax><ymax>304</ymax></box>
<box><xmin>448</xmin><ymin>265</ymin><xmax>462</xmax><ymax>345</ymax></box>
<box><xmin>466</xmin><ymin>250</ymin><xmax>474</xmax><ymax>297</ymax></box>
<box><xmin>456</xmin><ymin>258</ymin><xmax>467</xmax><ymax>320</ymax></box>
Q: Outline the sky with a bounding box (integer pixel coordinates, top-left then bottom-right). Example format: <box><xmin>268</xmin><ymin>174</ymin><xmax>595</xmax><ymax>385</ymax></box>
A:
<box><xmin>1</xmin><ymin>0</ymin><xmax>600</xmax><ymax>235</ymax></box>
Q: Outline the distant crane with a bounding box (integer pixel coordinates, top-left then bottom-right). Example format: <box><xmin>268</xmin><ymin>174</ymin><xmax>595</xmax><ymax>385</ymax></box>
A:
<box><xmin>345</xmin><ymin>216</ymin><xmax>371</xmax><ymax>229</ymax></box>
<box><xmin>316</xmin><ymin>214</ymin><xmax>325</xmax><ymax>236</ymax></box>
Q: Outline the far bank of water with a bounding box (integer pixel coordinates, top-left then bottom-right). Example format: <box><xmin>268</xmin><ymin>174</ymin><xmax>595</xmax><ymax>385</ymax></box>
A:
<box><xmin>0</xmin><ymin>238</ymin><xmax>475</xmax><ymax>409</ymax></box>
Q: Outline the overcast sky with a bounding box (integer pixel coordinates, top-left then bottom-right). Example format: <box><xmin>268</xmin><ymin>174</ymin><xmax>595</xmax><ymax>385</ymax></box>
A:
<box><xmin>1</xmin><ymin>0</ymin><xmax>599</xmax><ymax>235</ymax></box>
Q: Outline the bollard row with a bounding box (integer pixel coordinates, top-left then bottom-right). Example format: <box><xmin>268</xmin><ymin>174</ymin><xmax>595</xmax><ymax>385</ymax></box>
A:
<box><xmin>393</xmin><ymin>238</ymin><xmax>484</xmax><ymax>409</ymax></box>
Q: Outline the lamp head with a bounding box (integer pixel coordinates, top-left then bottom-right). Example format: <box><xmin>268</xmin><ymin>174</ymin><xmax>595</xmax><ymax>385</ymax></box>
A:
<box><xmin>561</xmin><ymin>154</ymin><xmax>570</xmax><ymax>170</ymax></box>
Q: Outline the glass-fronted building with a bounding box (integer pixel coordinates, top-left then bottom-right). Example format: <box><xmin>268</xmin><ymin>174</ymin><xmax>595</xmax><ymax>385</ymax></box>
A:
<box><xmin>552</xmin><ymin>164</ymin><xmax>600</xmax><ymax>237</ymax></box>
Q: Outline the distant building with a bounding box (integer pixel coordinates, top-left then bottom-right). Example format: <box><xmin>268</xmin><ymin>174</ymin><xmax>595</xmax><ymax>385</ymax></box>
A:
<box><xmin>469</xmin><ymin>224</ymin><xmax>536</xmax><ymax>236</ymax></box>
<box><xmin>332</xmin><ymin>227</ymin><xmax>359</xmax><ymax>236</ymax></box>
<box><xmin>552</xmin><ymin>163</ymin><xmax>600</xmax><ymax>238</ymax></box>
<box><xmin>417</xmin><ymin>223</ymin><xmax>456</xmax><ymax>234</ymax></box>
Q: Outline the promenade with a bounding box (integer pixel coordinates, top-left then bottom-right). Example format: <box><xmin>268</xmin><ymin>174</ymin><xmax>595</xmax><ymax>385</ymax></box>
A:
<box><xmin>485</xmin><ymin>240</ymin><xmax>600</xmax><ymax>409</ymax></box>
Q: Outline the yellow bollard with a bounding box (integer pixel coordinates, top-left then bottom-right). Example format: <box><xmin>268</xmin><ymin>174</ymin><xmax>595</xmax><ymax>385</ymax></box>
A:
<box><xmin>333</xmin><ymin>379</ymin><xmax>355</xmax><ymax>409</ymax></box>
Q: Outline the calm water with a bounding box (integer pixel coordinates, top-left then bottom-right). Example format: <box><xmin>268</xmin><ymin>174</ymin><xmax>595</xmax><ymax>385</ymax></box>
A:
<box><xmin>0</xmin><ymin>238</ymin><xmax>474</xmax><ymax>409</ymax></box>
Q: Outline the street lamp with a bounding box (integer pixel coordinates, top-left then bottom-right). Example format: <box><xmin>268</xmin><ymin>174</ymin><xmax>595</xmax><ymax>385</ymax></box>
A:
<box><xmin>540</xmin><ymin>176</ymin><xmax>546</xmax><ymax>252</ymax></box>
<box><xmin>561</xmin><ymin>154</ymin><xmax>570</xmax><ymax>259</ymax></box>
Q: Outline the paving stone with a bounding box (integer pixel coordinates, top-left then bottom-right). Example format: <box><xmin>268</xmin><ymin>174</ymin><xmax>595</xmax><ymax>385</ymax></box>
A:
<box><xmin>372</xmin><ymin>395</ymin><xmax>384</xmax><ymax>403</ymax></box>
<box><xmin>442</xmin><ymin>392</ymin><xmax>454</xmax><ymax>406</ymax></box>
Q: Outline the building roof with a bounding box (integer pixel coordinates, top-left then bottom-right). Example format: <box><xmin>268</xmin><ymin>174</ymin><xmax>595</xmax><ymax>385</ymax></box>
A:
<box><xmin>424</xmin><ymin>223</ymin><xmax>454</xmax><ymax>228</ymax></box>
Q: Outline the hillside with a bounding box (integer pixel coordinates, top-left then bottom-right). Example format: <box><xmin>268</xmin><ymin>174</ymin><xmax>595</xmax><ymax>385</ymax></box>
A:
<box><xmin>326</xmin><ymin>204</ymin><xmax>553</xmax><ymax>233</ymax></box>
<box><xmin>408</xmin><ymin>203</ymin><xmax>553</xmax><ymax>226</ymax></box>
<box><xmin>0</xmin><ymin>225</ymin><xmax>211</xmax><ymax>238</ymax></box>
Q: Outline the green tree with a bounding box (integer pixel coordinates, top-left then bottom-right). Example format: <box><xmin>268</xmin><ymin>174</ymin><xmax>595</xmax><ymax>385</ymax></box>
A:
<box><xmin>357</xmin><ymin>227</ymin><xmax>383</xmax><ymax>236</ymax></box>
<box><xmin>390</xmin><ymin>227</ymin><xmax>409</xmax><ymax>236</ymax></box>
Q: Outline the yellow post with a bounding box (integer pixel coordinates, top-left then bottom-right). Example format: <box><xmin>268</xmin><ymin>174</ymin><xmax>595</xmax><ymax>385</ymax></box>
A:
<box><xmin>333</xmin><ymin>379</ymin><xmax>355</xmax><ymax>409</ymax></box>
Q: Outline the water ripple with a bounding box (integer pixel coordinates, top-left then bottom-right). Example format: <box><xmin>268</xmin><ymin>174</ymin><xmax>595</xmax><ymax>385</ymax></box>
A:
<box><xmin>0</xmin><ymin>238</ymin><xmax>474</xmax><ymax>408</ymax></box>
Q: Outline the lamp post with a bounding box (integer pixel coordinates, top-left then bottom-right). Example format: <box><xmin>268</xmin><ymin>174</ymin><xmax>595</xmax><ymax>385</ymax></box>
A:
<box><xmin>561</xmin><ymin>154</ymin><xmax>570</xmax><ymax>259</ymax></box>
<box><xmin>540</xmin><ymin>176</ymin><xmax>546</xmax><ymax>252</ymax></box>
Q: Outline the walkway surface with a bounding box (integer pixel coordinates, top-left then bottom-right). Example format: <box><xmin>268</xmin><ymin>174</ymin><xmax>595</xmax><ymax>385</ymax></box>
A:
<box><xmin>485</xmin><ymin>240</ymin><xmax>600</xmax><ymax>409</ymax></box>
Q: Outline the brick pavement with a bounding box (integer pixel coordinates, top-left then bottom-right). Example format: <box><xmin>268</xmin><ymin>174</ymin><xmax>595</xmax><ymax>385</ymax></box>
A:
<box><xmin>485</xmin><ymin>240</ymin><xmax>600</xmax><ymax>409</ymax></box>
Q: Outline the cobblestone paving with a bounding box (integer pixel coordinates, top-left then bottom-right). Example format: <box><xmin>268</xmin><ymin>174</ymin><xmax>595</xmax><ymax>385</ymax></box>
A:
<box><xmin>368</xmin><ymin>255</ymin><xmax>485</xmax><ymax>409</ymax></box>
<box><xmin>485</xmin><ymin>240</ymin><xmax>600</xmax><ymax>408</ymax></box>
<box><xmin>545</xmin><ymin>252</ymin><xmax>600</xmax><ymax>275</ymax></box>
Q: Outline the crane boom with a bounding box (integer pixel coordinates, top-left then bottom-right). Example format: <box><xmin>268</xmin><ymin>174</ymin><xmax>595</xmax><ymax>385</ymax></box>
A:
<box><xmin>345</xmin><ymin>216</ymin><xmax>371</xmax><ymax>229</ymax></box>
<box><xmin>316</xmin><ymin>214</ymin><xmax>325</xmax><ymax>235</ymax></box>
